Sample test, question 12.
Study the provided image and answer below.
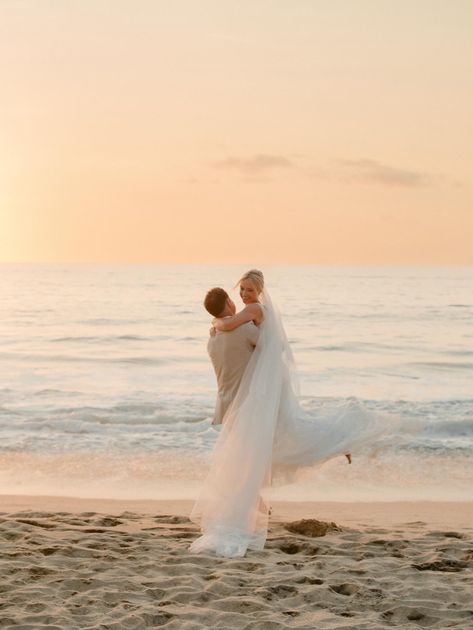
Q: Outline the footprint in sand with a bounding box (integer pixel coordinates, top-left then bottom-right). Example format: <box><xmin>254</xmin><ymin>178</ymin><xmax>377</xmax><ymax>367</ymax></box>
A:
<box><xmin>413</xmin><ymin>559</ymin><xmax>468</xmax><ymax>572</ymax></box>
<box><xmin>329</xmin><ymin>583</ymin><xmax>360</xmax><ymax>596</ymax></box>
<box><xmin>153</xmin><ymin>515</ymin><xmax>191</xmax><ymax>524</ymax></box>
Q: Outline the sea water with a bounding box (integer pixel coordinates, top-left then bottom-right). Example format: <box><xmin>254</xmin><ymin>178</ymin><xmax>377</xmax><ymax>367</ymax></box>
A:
<box><xmin>0</xmin><ymin>264</ymin><xmax>471</xmax><ymax>501</ymax></box>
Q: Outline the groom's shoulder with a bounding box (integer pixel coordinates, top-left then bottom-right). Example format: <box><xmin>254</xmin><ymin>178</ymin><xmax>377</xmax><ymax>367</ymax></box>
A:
<box><xmin>217</xmin><ymin>321</ymin><xmax>256</xmax><ymax>336</ymax></box>
<box><xmin>230</xmin><ymin>321</ymin><xmax>258</xmax><ymax>334</ymax></box>
<box><xmin>208</xmin><ymin>321</ymin><xmax>258</xmax><ymax>344</ymax></box>
<box><xmin>225</xmin><ymin>321</ymin><xmax>259</xmax><ymax>344</ymax></box>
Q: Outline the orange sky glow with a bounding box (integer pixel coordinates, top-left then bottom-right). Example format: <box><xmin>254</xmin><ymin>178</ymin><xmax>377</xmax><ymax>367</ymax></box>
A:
<box><xmin>1</xmin><ymin>1</ymin><xmax>472</xmax><ymax>265</ymax></box>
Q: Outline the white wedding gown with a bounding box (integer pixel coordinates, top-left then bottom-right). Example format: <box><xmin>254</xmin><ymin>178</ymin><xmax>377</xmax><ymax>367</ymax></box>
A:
<box><xmin>189</xmin><ymin>289</ymin><xmax>406</xmax><ymax>558</ymax></box>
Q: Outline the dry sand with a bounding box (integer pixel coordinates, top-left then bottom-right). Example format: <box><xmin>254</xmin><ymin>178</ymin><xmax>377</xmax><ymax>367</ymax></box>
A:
<box><xmin>0</xmin><ymin>495</ymin><xmax>472</xmax><ymax>629</ymax></box>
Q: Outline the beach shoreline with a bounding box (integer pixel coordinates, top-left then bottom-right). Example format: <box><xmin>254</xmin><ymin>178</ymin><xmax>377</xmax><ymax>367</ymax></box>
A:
<box><xmin>2</xmin><ymin>494</ymin><xmax>473</xmax><ymax>529</ymax></box>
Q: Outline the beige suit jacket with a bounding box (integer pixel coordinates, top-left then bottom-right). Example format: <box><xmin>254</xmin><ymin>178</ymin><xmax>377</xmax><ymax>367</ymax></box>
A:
<box><xmin>207</xmin><ymin>322</ymin><xmax>259</xmax><ymax>425</ymax></box>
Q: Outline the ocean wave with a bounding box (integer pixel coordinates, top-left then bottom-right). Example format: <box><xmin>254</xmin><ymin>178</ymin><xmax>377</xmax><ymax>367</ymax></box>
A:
<box><xmin>0</xmin><ymin>407</ymin><xmax>22</xmax><ymax>417</ymax></box>
<box><xmin>4</xmin><ymin>397</ymin><xmax>473</xmax><ymax>444</ymax></box>
<box><xmin>0</xmin><ymin>352</ymin><xmax>200</xmax><ymax>366</ymax></box>
<box><xmin>51</xmin><ymin>334</ymin><xmax>155</xmax><ymax>343</ymax></box>
<box><xmin>408</xmin><ymin>361</ymin><xmax>473</xmax><ymax>371</ymax></box>
<box><xmin>77</xmin><ymin>318</ymin><xmax>154</xmax><ymax>326</ymax></box>
<box><xmin>33</xmin><ymin>388</ymin><xmax>83</xmax><ymax>398</ymax></box>
<box><xmin>439</xmin><ymin>349</ymin><xmax>473</xmax><ymax>357</ymax></box>
<box><xmin>14</xmin><ymin>403</ymin><xmax>211</xmax><ymax>427</ymax></box>
<box><xmin>308</xmin><ymin>341</ymin><xmax>411</xmax><ymax>353</ymax></box>
<box><xmin>425</xmin><ymin>419</ymin><xmax>473</xmax><ymax>437</ymax></box>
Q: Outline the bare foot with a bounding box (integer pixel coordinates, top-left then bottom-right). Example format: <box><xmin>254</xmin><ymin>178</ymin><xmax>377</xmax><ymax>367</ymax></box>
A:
<box><xmin>345</xmin><ymin>453</ymin><xmax>352</xmax><ymax>464</ymax></box>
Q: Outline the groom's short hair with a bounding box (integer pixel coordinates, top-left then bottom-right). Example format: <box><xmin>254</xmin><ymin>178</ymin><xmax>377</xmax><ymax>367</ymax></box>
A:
<box><xmin>204</xmin><ymin>287</ymin><xmax>228</xmax><ymax>317</ymax></box>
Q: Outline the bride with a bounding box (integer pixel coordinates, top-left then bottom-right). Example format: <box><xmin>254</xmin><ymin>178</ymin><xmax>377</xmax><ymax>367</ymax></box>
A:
<box><xmin>189</xmin><ymin>269</ymin><xmax>401</xmax><ymax>558</ymax></box>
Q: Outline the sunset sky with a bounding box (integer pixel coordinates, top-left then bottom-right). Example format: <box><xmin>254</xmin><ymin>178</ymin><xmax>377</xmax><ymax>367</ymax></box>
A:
<box><xmin>1</xmin><ymin>0</ymin><xmax>472</xmax><ymax>265</ymax></box>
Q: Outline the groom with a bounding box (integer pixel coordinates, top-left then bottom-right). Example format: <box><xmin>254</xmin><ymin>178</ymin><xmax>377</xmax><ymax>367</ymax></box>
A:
<box><xmin>204</xmin><ymin>287</ymin><xmax>259</xmax><ymax>427</ymax></box>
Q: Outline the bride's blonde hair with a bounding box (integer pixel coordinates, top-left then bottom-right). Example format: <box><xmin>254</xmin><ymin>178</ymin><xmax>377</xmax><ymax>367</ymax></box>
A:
<box><xmin>236</xmin><ymin>269</ymin><xmax>264</xmax><ymax>294</ymax></box>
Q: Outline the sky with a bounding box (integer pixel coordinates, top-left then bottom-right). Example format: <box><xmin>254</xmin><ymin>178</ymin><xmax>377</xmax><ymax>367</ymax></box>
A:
<box><xmin>1</xmin><ymin>0</ymin><xmax>472</xmax><ymax>265</ymax></box>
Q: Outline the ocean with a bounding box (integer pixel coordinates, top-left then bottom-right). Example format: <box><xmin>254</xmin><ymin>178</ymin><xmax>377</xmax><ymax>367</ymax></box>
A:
<box><xmin>0</xmin><ymin>264</ymin><xmax>472</xmax><ymax>502</ymax></box>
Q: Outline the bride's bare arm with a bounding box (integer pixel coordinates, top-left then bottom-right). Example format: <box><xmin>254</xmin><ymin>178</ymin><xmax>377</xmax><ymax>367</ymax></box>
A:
<box><xmin>213</xmin><ymin>303</ymin><xmax>263</xmax><ymax>331</ymax></box>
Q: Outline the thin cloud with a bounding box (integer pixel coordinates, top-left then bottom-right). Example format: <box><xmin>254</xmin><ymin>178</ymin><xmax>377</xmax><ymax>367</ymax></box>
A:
<box><xmin>214</xmin><ymin>154</ymin><xmax>294</xmax><ymax>176</ymax></box>
<box><xmin>338</xmin><ymin>159</ymin><xmax>429</xmax><ymax>187</ymax></box>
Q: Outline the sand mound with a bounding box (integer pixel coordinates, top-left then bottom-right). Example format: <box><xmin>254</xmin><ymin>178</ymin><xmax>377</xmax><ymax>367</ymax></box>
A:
<box><xmin>283</xmin><ymin>518</ymin><xmax>341</xmax><ymax>537</ymax></box>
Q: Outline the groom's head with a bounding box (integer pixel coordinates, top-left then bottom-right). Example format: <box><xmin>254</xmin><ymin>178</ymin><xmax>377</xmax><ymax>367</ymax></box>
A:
<box><xmin>204</xmin><ymin>288</ymin><xmax>235</xmax><ymax>318</ymax></box>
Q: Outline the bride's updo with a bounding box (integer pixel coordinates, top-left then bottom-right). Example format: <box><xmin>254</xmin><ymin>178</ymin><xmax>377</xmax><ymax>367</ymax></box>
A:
<box><xmin>236</xmin><ymin>269</ymin><xmax>264</xmax><ymax>294</ymax></box>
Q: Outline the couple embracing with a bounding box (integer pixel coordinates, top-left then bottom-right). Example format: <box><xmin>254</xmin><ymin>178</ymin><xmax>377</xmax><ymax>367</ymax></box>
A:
<box><xmin>189</xmin><ymin>269</ymin><xmax>400</xmax><ymax>558</ymax></box>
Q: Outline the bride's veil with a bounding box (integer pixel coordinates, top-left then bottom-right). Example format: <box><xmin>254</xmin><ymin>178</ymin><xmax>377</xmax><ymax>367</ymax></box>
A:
<box><xmin>189</xmin><ymin>288</ymin><xmax>291</xmax><ymax>557</ymax></box>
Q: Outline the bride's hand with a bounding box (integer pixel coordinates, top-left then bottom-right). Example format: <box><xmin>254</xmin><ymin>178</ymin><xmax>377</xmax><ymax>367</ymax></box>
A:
<box><xmin>209</xmin><ymin>326</ymin><xmax>216</xmax><ymax>337</ymax></box>
<box><xmin>212</xmin><ymin>317</ymin><xmax>225</xmax><ymax>331</ymax></box>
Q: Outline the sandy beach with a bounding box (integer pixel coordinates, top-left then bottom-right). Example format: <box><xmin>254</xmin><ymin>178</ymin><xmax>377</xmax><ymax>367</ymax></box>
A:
<box><xmin>0</xmin><ymin>496</ymin><xmax>472</xmax><ymax>629</ymax></box>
